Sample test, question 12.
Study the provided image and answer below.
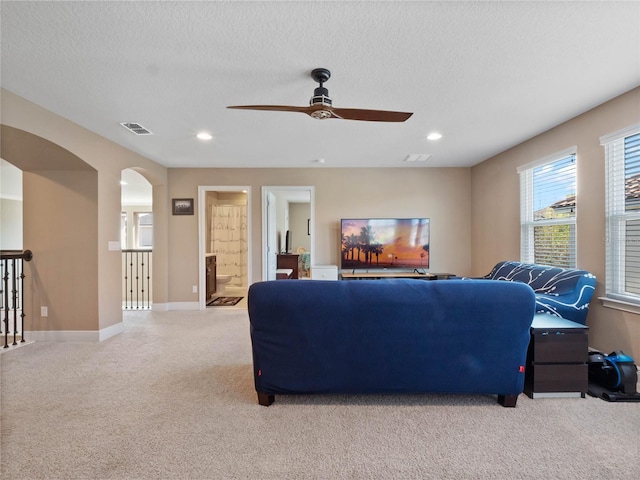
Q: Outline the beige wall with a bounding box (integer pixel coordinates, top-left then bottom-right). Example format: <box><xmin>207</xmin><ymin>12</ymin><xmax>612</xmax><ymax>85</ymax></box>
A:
<box><xmin>471</xmin><ymin>87</ymin><xmax>640</xmax><ymax>359</ymax></box>
<box><xmin>168</xmin><ymin>167</ymin><xmax>472</xmax><ymax>303</ymax></box>
<box><xmin>290</xmin><ymin>203</ymin><xmax>311</xmax><ymax>253</ymax></box>
<box><xmin>23</xmin><ymin>170</ymin><xmax>99</xmax><ymax>331</ymax></box>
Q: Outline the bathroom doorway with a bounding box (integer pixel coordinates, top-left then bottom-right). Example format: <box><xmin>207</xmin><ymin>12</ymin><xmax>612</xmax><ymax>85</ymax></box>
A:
<box><xmin>198</xmin><ymin>186</ymin><xmax>251</xmax><ymax>309</ymax></box>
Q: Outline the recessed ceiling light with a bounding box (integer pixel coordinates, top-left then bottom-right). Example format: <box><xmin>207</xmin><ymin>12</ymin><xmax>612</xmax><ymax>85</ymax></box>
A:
<box><xmin>197</xmin><ymin>132</ymin><xmax>213</xmax><ymax>140</ymax></box>
<box><xmin>314</xmin><ymin>158</ymin><xmax>326</xmax><ymax>164</ymax></box>
<box><xmin>427</xmin><ymin>132</ymin><xmax>442</xmax><ymax>141</ymax></box>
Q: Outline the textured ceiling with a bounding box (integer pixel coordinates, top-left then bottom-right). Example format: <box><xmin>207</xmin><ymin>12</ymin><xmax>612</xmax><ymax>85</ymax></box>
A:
<box><xmin>1</xmin><ymin>1</ymin><xmax>638</xmax><ymax>168</ymax></box>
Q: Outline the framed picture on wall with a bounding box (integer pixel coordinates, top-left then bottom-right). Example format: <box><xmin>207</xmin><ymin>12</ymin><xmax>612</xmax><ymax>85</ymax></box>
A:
<box><xmin>172</xmin><ymin>198</ymin><xmax>194</xmax><ymax>215</ymax></box>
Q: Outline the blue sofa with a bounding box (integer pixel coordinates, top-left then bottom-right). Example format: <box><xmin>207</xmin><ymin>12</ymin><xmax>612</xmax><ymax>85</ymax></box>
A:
<box><xmin>481</xmin><ymin>261</ymin><xmax>596</xmax><ymax>325</ymax></box>
<box><xmin>248</xmin><ymin>279</ymin><xmax>536</xmax><ymax>407</ymax></box>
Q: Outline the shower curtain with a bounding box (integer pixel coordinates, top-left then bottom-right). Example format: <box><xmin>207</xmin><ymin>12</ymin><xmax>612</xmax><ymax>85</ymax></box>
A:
<box><xmin>210</xmin><ymin>205</ymin><xmax>248</xmax><ymax>287</ymax></box>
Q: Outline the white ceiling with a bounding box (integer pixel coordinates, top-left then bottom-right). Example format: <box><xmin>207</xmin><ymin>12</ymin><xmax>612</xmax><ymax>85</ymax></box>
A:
<box><xmin>1</xmin><ymin>1</ymin><xmax>638</xmax><ymax>169</ymax></box>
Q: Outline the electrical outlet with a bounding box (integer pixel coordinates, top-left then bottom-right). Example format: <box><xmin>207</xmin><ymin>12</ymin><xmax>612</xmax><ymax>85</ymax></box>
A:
<box><xmin>41</xmin><ymin>306</ymin><xmax>48</xmax><ymax>317</ymax></box>
<box><xmin>192</xmin><ymin>285</ymin><xmax>198</xmax><ymax>294</ymax></box>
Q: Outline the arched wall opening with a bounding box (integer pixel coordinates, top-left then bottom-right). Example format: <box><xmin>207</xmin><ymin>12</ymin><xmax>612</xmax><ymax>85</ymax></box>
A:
<box><xmin>121</xmin><ymin>168</ymin><xmax>154</xmax><ymax>309</ymax></box>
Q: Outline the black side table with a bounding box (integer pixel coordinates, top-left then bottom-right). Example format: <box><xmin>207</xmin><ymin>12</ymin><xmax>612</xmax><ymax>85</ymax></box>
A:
<box><xmin>524</xmin><ymin>314</ymin><xmax>589</xmax><ymax>399</ymax></box>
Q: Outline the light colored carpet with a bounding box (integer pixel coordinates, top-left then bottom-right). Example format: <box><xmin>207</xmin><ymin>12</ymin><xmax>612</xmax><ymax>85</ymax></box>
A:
<box><xmin>1</xmin><ymin>308</ymin><xmax>638</xmax><ymax>479</ymax></box>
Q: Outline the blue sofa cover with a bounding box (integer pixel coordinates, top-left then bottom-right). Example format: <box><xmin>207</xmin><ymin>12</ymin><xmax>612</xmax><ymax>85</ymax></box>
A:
<box><xmin>248</xmin><ymin>279</ymin><xmax>536</xmax><ymax>407</ymax></box>
<box><xmin>482</xmin><ymin>261</ymin><xmax>596</xmax><ymax>325</ymax></box>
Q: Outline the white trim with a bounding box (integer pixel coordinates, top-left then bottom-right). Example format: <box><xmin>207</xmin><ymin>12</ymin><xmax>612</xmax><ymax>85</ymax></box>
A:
<box><xmin>261</xmin><ymin>186</ymin><xmax>315</xmax><ymax>281</ymax></box>
<box><xmin>599</xmin><ymin>123</ymin><xmax>640</xmax><ymax>146</ymax></box>
<box><xmin>29</xmin><ymin>322</ymin><xmax>124</xmax><ymax>342</ymax></box>
<box><xmin>599</xmin><ymin>296</ymin><xmax>640</xmax><ymax>315</ymax></box>
<box><xmin>99</xmin><ymin>322</ymin><xmax>125</xmax><ymax>341</ymax></box>
<box><xmin>150</xmin><ymin>302</ymin><xmax>199</xmax><ymax>311</ymax></box>
<box><xmin>516</xmin><ymin>146</ymin><xmax>577</xmax><ymax>173</ymax></box>
<box><xmin>167</xmin><ymin>302</ymin><xmax>200</xmax><ymax>311</ymax></box>
<box><xmin>0</xmin><ymin>340</ymin><xmax>35</xmax><ymax>354</ymax></box>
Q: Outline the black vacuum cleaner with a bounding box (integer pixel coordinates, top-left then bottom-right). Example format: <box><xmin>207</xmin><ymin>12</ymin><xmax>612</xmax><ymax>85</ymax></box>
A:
<box><xmin>588</xmin><ymin>350</ymin><xmax>640</xmax><ymax>402</ymax></box>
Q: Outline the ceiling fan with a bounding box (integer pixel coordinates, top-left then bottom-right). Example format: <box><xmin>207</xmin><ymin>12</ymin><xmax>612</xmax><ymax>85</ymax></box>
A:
<box><xmin>227</xmin><ymin>68</ymin><xmax>413</xmax><ymax>122</ymax></box>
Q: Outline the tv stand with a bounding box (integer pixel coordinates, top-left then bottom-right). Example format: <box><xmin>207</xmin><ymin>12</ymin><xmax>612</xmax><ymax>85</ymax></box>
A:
<box><xmin>341</xmin><ymin>272</ymin><xmax>455</xmax><ymax>280</ymax></box>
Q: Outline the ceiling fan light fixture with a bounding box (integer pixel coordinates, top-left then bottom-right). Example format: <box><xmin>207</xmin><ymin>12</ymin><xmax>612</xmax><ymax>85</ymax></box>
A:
<box><xmin>310</xmin><ymin>109</ymin><xmax>333</xmax><ymax>120</ymax></box>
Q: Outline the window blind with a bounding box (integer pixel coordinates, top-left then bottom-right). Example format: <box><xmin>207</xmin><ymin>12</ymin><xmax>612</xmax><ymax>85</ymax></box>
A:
<box><xmin>520</xmin><ymin>150</ymin><xmax>577</xmax><ymax>268</ymax></box>
<box><xmin>603</xmin><ymin>126</ymin><xmax>640</xmax><ymax>301</ymax></box>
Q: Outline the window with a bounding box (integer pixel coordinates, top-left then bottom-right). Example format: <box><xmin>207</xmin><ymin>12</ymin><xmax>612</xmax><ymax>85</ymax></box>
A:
<box><xmin>602</xmin><ymin>124</ymin><xmax>640</xmax><ymax>304</ymax></box>
<box><xmin>135</xmin><ymin>212</ymin><xmax>153</xmax><ymax>248</ymax></box>
<box><xmin>121</xmin><ymin>212</ymin><xmax>127</xmax><ymax>248</ymax></box>
<box><xmin>518</xmin><ymin>147</ymin><xmax>577</xmax><ymax>268</ymax></box>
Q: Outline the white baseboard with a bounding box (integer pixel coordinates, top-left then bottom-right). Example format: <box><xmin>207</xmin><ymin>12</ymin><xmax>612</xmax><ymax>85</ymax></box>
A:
<box><xmin>151</xmin><ymin>302</ymin><xmax>200</xmax><ymax>311</ymax></box>
<box><xmin>29</xmin><ymin>321</ymin><xmax>124</xmax><ymax>343</ymax></box>
<box><xmin>167</xmin><ymin>302</ymin><xmax>201</xmax><ymax>311</ymax></box>
<box><xmin>99</xmin><ymin>322</ymin><xmax>125</xmax><ymax>341</ymax></box>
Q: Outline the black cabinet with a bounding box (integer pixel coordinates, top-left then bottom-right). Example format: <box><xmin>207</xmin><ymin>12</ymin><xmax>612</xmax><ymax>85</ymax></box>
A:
<box><xmin>524</xmin><ymin>314</ymin><xmax>588</xmax><ymax>398</ymax></box>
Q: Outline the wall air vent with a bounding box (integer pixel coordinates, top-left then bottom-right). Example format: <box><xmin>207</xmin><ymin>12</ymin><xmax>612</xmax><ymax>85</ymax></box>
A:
<box><xmin>120</xmin><ymin>122</ymin><xmax>153</xmax><ymax>135</ymax></box>
<box><xmin>403</xmin><ymin>154</ymin><xmax>432</xmax><ymax>163</ymax></box>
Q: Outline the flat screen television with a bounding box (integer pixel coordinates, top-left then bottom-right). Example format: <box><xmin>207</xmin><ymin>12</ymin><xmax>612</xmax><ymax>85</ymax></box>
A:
<box><xmin>340</xmin><ymin>218</ymin><xmax>430</xmax><ymax>271</ymax></box>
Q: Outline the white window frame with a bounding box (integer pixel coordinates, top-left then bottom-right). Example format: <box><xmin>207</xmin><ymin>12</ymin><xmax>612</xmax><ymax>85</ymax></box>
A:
<box><xmin>518</xmin><ymin>147</ymin><xmax>577</xmax><ymax>268</ymax></box>
<box><xmin>601</xmin><ymin>124</ymin><xmax>640</xmax><ymax>312</ymax></box>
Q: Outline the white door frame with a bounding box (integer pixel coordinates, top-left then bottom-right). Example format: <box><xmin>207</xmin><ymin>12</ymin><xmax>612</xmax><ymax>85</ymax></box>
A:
<box><xmin>261</xmin><ymin>186</ymin><xmax>315</xmax><ymax>281</ymax></box>
<box><xmin>198</xmin><ymin>185</ymin><xmax>252</xmax><ymax>309</ymax></box>
<box><xmin>265</xmin><ymin>190</ymin><xmax>277</xmax><ymax>281</ymax></box>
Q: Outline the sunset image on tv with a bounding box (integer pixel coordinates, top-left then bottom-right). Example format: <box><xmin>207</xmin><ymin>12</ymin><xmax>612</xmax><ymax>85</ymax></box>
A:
<box><xmin>341</xmin><ymin>218</ymin><xmax>430</xmax><ymax>269</ymax></box>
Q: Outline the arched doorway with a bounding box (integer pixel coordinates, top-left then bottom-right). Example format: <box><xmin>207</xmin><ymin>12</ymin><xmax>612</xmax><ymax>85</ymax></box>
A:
<box><xmin>121</xmin><ymin>168</ymin><xmax>153</xmax><ymax>309</ymax></box>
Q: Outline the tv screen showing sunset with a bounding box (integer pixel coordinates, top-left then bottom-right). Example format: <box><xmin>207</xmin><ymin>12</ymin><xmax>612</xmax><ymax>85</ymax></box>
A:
<box><xmin>341</xmin><ymin>218</ymin><xmax>430</xmax><ymax>269</ymax></box>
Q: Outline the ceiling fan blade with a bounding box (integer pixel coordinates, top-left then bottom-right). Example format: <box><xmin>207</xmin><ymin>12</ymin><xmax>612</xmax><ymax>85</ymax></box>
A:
<box><xmin>227</xmin><ymin>105</ymin><xmax>311</xmax><ymax>114</ymax></box>
<box><xmin>227</xmin><ymin>104</ymin><xmax>412</xmax><ymax>122</ymax></box>
<box><xmin>330</xmin><ymin>108</ymin><xmax>413</xmax><ymax>122</ymax></box>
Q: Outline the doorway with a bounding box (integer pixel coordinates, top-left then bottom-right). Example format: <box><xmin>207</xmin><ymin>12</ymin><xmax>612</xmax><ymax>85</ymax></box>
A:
<box><xmin>198</xmin><ymin>186</ymin><xmax>251</xmax><ymax>309</ymax></box>
<box><xmin>262</xmin><ymin>186</ymin><xmax>315</xmax><ymax>281</ymax></box>
<box><xmin>121</xmin><ymin>168</ymin><xmax>153</xmax><ymax>310</ymax></box>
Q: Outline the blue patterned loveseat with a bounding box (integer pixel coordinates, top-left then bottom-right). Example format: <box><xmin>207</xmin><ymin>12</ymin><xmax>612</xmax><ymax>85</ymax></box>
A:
<box><xmin>482</xmin><ymin>261</ymin><xmax>596</xmax><ymax>325</ymax></box>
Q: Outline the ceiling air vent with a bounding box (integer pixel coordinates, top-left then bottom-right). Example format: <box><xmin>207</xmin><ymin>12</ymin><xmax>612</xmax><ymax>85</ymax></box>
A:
<box><xmin>120</xmin><ymin>122</ymin><xmax>153</xmax><ymax>135</ymax></box>
<box><xmin>403</xmin><ymin>154</ymin><xmax>432</xmax><ymax>163</ymax></box>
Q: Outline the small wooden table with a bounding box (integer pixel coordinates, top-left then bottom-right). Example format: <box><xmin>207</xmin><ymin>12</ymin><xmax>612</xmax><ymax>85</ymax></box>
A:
<box><xmin>277</xmin><ymin>254</ymin><xmax>299</xmax><ymax>279</ymax></box>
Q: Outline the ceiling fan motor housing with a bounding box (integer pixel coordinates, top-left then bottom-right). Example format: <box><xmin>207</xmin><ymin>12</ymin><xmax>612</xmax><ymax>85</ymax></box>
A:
<box><xmin>309</xmin><ymin>68</ymin><xmax>333</xmax><ymax>114</ymax></box>
<box><xmin>310</xmin><ymin>86</ymin><xmax>332</xmax><ymax>107</ymax></box>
